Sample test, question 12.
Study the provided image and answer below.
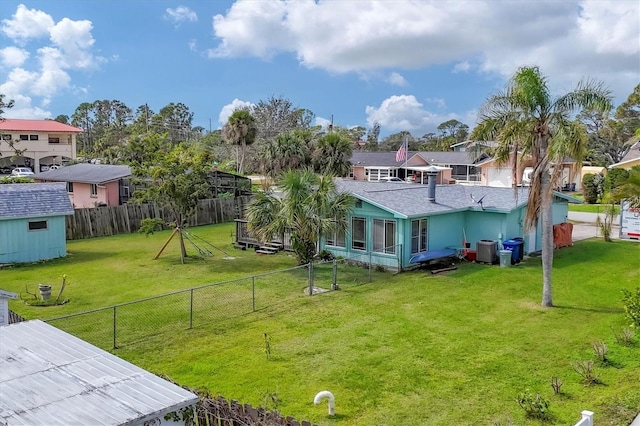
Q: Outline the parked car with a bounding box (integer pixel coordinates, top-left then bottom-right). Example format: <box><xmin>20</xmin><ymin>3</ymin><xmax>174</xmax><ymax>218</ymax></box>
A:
<box><xmin>0</xmin><ymin>165</ymin><xmax>12</xmax><ymax>174</ymax></box>
<box><xmin>40</xmin><ymin>165</ymin><xmax>50</xmax><ymax>172</ymax></box>
<box><xmin>49</xmin><ymin>164</ymin><xmax>61</xmax><ymax>170</ymax></box>
<box><xmin>11</xmin><ymin>167</ymin><xmax>34</xmax><ymax>177</ymax></box>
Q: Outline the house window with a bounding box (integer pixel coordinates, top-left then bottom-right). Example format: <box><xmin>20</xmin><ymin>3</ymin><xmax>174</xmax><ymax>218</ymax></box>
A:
<box><xmin>368</xmin><ymin>168</ymin><xmax>391</xmax><ymax>181</ymax></box>
<box><xmin>326</xmin><ymin>229</ymin><xmax>346</xmax><ymax>248</ymax></box>
<box><xmin>1</xmin><ymin>134</ymin><xmax>11</xmax><ymax>141</ymax></box>
<box><xmin>351</xmin><ymin>217</ymin><xmax>367</xmax><ymax>251</ymax></box>
<box><xmin>90</xmin><ymin>184</ymin><xmax>98</xmax><ymax>197</ymax></box>
<box><xmin>67</xmin><ymin>182</ymin><xmax>74</xmax><ymax>193</ymax></box>
<box><xmin>49</xmin><ymin>137</ymin><xmax>60</xmax><ymax>143</ymax></box>
<box><xmin>411</xmin><ymin>218</ymin><xmax>428</xmax><ymax>254</ymax></box>
<box><xmin>29</xmin><ymin>135</ymin><xmax>38</xmax><ymax>141</ymax></box>
<box><xmin>28</xmin><ymin>220</ymin><xmax>48</xmax><ymax>231</ymax></box>
<box><xmin>19</xmin><ymin>134</ymin><xmax>28</xmax><ymax>140</ymax></box>
<box><xmin>373</xmin><ymin>219</ymin><xmax>396</xmax><ymax>254</ymax></box>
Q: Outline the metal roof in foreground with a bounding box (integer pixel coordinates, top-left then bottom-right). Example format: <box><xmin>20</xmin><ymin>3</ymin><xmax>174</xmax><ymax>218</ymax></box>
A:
<box><xmin>0</xmin><ymin>320</ymin><xmax>198</xmax><ymax>425</ymax></box>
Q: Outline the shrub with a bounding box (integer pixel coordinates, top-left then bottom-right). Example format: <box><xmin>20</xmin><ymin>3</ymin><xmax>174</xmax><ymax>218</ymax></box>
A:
<box><xmin>582</xmin><ymin>174</ymin><xmax>598</xmax><ymax>204</ymax></box>
<box><xmin>622</xmin><ymin>287</ymin><xmax>640</xmax><ymax>328</ymax></box>
<box><xmin>573</xmin><ymin>360</ymin><xmax>600</xmax><ymax>385</ymax></box>
<box><xmin>605</xmin><ymin>168</ymin><xmax>629</xmax><ymax>192</ymax></box>
<box><xmin>612</xmin><ymin>326</ymin><xmax>634</xmax><ymax>346</ymax></box>
<box><xmin>317</xmin><ymin>249</ymin><xmax>334</xmax><ymax>261</ymax></box>
<box><xmin>515</xmin><ymin>390</ymin><xmax>550</xmax><ymax>420</ymax></box>
<box><xmin>592</xmin><ymin>340</ymin><xmax>608</xmax><ymax>363</ymax></box>
<box><xmin>550</xmin><ymin>376</ymin><xmax>563</xmax><ymax>394</ymax></box>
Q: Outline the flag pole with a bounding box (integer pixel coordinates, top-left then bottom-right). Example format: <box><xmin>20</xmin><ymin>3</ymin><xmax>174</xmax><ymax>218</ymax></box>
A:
<box><xmin>404</xmin><ymin>136</ymin><xmax>408</xmax><ymax>182</ymax></box>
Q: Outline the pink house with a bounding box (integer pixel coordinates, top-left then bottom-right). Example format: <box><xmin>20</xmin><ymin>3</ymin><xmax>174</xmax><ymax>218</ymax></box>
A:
<box><xmin>35</xmin><ymin>163</ymin><xmax>132</xmax><ymax>208</ymax></box>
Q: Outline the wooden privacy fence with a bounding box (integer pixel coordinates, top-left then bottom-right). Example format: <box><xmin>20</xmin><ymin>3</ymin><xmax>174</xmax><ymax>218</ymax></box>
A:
<box><xmin>66</xmin><ymin>196</ymin><xmax>252</xmax><ymax>240</ymax></box>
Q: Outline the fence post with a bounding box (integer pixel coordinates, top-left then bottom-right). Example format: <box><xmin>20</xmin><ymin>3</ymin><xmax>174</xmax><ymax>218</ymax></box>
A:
<box><xmin>332</xmin><ymin>260</ymin><xmax>338</xmax><ymax>290</ymax></box>
<box><xmin>308</xmin><ymin>263</ymin><xmax>314</xmax><ymax>295</ymax></box>
<box><xmin>398</xmin><ymin>243</ymin><xmax>403</xmax><ymax>272</ymax></box>
<box><xmin>580</xmin><ymin>410</ymin><xmax>593</xmax><ymax>426</ymax></box>
<box><xmin>112</xmin><ymin>306</ymin><xmax>117</xmax><ymax>349</ymax></box>
<box><xmin>189</xmin><ymin>289</ymin><xmax>194</xmax><ymax>329</ymax></box>
<box><xmin>368</xmin><ymin>251</ymin><xmax>372</xmax><ymax>282</ymax></box>
<box><xmin>252</xmin><ymin>277</ymin><xmax>256</xmax><ymax>311</ymax></box>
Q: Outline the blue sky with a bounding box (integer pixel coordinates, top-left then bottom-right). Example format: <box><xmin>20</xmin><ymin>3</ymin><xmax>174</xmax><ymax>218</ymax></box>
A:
<box><xmin>1</xmin><ymin>1</ymin><xmax>638</xmax><ymax>138</ymax></box>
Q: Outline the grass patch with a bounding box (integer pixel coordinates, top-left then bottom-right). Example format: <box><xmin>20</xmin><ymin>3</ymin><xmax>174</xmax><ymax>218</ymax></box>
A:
<box><xmin>3</xmin><ymin>223</ymin><xmax>639</xmax><ymax>425</ymax></box>
<box><xmin>568</xmin><ymin>203</ymin><xmax>620</xmax><ymax>214</ymax></box>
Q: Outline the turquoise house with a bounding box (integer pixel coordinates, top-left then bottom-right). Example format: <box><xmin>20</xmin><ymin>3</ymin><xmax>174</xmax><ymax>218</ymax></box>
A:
<box><xmin>0</xmin><ymin>183</ymin><xmax>74</xmax><ymax>264</ymax></box>
<box><xmin>322</xmin><ymin>180</ymin><xmax>577</xmax><ymax>270</ymax></box>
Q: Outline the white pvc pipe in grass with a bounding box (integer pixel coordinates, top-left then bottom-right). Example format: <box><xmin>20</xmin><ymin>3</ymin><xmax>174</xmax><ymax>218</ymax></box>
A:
<box><xmin>314</xmin><ymin>391</ymin><xmax>335</xmax><ymax>416</ymax></box>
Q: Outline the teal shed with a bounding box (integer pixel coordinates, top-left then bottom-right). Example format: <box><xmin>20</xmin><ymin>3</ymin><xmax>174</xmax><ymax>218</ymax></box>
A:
<box><xmin>321</xmin><ymin>180</ymin><xmax>577</xmax><ymax>271</ymax></box>
<box><xmin>0</xmin><ymin>183</ymin><xmax>74</xmax><ymax>264</ymax></box>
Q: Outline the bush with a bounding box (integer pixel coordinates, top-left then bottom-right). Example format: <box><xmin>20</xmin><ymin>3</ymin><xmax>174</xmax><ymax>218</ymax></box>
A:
<box><xmin>622</xmin><ymin>287</ymin><xmax>640</xmax><ymax>328</ymax></box>
<box><xmin>516</xmin><ymin>390</ymin><xmax>550</xmax><ymax>419</ymax></box>
<box><xmin>573</xmin><ymin>360</ymin><xmax>600</xmax><ymax>385</ymax></box>
<box><xmin>582</xmin><ymin>173</ymin><xmax>599</xmax><ymax>204</ymax></box>
<box><xmin>605</xmin><ymin>168</ymin><xmax>629</xmax><ymax>193</ymax></box>
<box><xmin>317</xmin><ymin>249</ymin><xmax>334</xmax><ymax>261</ymax></box>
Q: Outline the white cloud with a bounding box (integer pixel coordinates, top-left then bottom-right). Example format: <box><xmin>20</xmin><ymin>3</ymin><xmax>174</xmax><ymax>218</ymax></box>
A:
<box><xmin>387</xmin><ymin>72</ymin><xmax>407</xmax><ymax>86</ymax></box>
<box><xmin>453</xmin><ymin>61</ymin><xmax>470</xmax><ymax>73</ymax></box>
<box><xmin>211</xmin><ymin>0</ymin><xmax>639</xmax><ymax>98</ymax></box>
<box><xmin>0</xmin><ymin>46</ymin><xmax>29</xmax><ymax>67</ymax></box>
<box><xmin>0</xmin><ymin>5</ymin><xmax>105</xmax><ymax>118</ymax></box>
<box><xmin>1</xmin><ymin>4</ymin><xmax>54</xmax><ymax>42</ymax></box>
<box><xmin>218</xmin><ymin>98</ymin><xmax>254</xmax><ymax>125</ymax></box>
<box><xmin>165</xmin><ymin>6</ymin><xmax>198</xmax><ymax>26</ymax></box>
<box><xmin>365</xmin><ymin>95</ymin><xmax>462</xmax><ymax>136</ymax></box>
<box><xmin>188</xmin><ymin>40</ymin><xmax>197</xmax><ymax>52</ymax></box>
<box><xmin>315</xmin><ymin>116</ymin><xmax>332</xmax><ymax>130</ymax></box>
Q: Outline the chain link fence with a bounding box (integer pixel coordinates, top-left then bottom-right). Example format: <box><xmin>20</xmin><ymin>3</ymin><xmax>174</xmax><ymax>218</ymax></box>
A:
<box><xmin>46</xmin><ymin>254</ymin><xmax>387</xmax><ymax>350</ymax></box>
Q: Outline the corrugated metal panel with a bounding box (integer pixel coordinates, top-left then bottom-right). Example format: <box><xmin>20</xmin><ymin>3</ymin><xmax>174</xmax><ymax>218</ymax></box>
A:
<box><xmin>0</xmin><ymin>320</ymin><xmax>198</xmax><ymax>425</ymax></box>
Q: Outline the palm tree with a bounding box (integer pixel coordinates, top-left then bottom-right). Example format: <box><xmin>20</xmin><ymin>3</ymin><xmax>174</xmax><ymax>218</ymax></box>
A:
<box><xmin>222</xmin><ymin>108</ymin><xmax>257</xmax><ymax>174</ymax></box>
<box><xmin>614</xmin><ymin>165</ymin><xmax>640</xmax><ymax>208</ymax></box>
<box><xmin>312</xmin><ymin>132</ymin><xmax>353</xmax><ymax>176</ymax></box>
<box><xmin>245</xmin><ymin>169</ymin><xmax>354</xmax><ymax>264</ymax></box>
<box><xmin>471</xmin><ymin>66</ymin><xmax>612</xmax><ymax>307</ymax></box>
<box><xmin>260</xmin><ymin>131</ymin><xmax>311</xmax><ymax>177</ymax></box>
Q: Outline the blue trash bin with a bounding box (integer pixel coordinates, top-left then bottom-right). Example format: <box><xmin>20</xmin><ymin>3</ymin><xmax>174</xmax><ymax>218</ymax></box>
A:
<box><xmin>503</xmin><ymin>238</ymin><xmax>524</xmax><ymax>264</ymax></box>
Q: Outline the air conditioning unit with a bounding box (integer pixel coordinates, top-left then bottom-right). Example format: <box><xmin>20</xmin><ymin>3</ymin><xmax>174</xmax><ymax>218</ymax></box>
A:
<box><xmin>476</xmin><ymin>240</ymin><xmax>497</xmax><ymax>263</ymax></box>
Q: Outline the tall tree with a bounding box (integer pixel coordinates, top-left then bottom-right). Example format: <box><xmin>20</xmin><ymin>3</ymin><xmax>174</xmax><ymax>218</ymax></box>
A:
<box><xmin>0</xmin><ymin>94</ymin><xmax>13</xmax><ymax>120</ymax></box>
<box><xmin>437</xmin><ymin>119</ymin><xmax>469</xmax><ymax>150</ymax></box>
<box><xmin>152</xmin><ymin>102</ymin><xmax>193</xmax><ymax>144</ymax></box>
<box><xmin>0</xmin><ymin>94</ymin><xmax>23</xmax><ymax>160</ymax></box>
<box><xmin>471</xmin><ymin>66</ymin><xmax>612</xmax><ymax>307</ymax></box>
<box><xmin>312</xmin><ymin>132</ymin><xmax>353</xmax><ymax>176</ymax></box>
<box><xmin>222</xmin><ymin>108</ymin><xmax>257</xmax><ymax>174</ymax></box>
<box><xmin>245</xmin><ymin>169</ymin><xmax>354</xmax><ymax>264</ymax></box>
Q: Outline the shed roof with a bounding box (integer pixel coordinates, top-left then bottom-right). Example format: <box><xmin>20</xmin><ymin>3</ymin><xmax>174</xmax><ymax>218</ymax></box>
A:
<box><xmin>351</xmin><ymin>151</ymin><xmax>416</xmax><ymax>167</ymax></box>
<box><xmin>35</xmin><ymin>163</ymin><xmax>131</xmax><ymax>184</ymax></box>
<box><xmin>0</xmin><ymin>183</ymin><xmax>74</xmax><ymax>220</ymax></box>
<box><xmin>351</xmin><ymin>151</ymin><xmax>483</xmax><ymax>168</ymax></box>
<box><xmin>0</xmin><ymin>320</ymin><xmax>199</xmax><ymax>425</ymax></box>
<box><xmin>0</xmin><ymin>119</ymin><xmax>82</xmax><ymax>133</ymax></box>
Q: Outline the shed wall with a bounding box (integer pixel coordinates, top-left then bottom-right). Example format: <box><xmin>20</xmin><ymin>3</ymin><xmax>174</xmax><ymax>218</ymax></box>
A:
<box><xmin>0</xmin><ymin>216</ymin><xmax>67</xmax><ymax>263</ymax></box>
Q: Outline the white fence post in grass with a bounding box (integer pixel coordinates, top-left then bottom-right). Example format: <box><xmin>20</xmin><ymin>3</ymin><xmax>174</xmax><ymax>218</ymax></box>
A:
<box><xmin>574</xmin><ymin>410</ymin><xmax>593</xmax><ymax>426</ymax></box>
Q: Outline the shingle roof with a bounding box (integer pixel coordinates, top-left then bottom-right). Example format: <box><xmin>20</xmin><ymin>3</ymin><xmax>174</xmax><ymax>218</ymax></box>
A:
<box><xmin>34</xmin><ymin>163</ymin><xmax>131</xmax><ymax>184</ymax></box>
<box><xmin>0</xmin><ymin>183</ymin><xmax>74</xmax><ymax>220</ymax></box>
<box><xmin>611</xmin><ymin>140</ymin><xmax>640</xmax><ymax>167</ymax></box>
<box><xmin>335</xmin><ymin>179</ymin><xmax>531</xmax><ymax>218</ymax></box>
<box><xmin>413</xmin><ymin>151</ymin><xmax>484</xmax><ymax>165</ymax></box>
<box><xmin>0</xmin><ymin>119</ymin><xmax>82</xmax><ymax>133</ymax></box>
<box><xmin>0</xmin><ymin>320</ymin><xmax>199</xmax><ymax>425</ymax></box>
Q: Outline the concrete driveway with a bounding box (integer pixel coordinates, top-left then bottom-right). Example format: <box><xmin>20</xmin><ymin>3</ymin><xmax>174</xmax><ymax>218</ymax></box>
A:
<box><xmin>568</xmin><ymin>211</ymin><xmax>621</xmax><ymax>242</ymax></box>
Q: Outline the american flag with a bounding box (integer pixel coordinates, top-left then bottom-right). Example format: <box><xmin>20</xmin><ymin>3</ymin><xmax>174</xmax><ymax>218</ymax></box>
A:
<box><xmin>395</xmin><ymin>139</ymin><xmax>407</xmax><ymax>162</ymax></box>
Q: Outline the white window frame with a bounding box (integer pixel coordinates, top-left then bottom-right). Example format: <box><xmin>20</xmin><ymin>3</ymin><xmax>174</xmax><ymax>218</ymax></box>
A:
<box><xmin>411</xmin><ymin>218</ymin><xmax>428</xmax><ymax>254</ymax></box>
<box><xmin>326</xmin><ymin>229</ymin><xmax>346</xmax><ymax>248</ymax></box>
<box><xmin>90</xmin><ymin>183</ymin><xmax>98</xmax><ymax>197</ymax></box>
<box><xmin>373</xmin><ymin>219</ymin><xmax>396</xmax><ymax>254</ymax></box>
<box><xmin>351</xmin><ymin>217</ymin><xmax>367</xmax><ymax>251</ymax></box>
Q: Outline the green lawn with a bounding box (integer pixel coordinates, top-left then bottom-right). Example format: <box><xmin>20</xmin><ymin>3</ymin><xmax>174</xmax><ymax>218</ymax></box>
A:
<box><xmin>3</xmin><ymin>223</ymin><xmax>639</xmax><ymax>425</ymax></box>
<box><xmin>568</xmin><ymin>203</ymin><xmax>621</xmax><ymax>214</ymax></box>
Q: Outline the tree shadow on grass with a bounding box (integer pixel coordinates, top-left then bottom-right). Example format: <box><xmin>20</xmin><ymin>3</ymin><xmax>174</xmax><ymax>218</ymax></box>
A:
<box><xmin>553</xmin><ymin>304</ymin><xmax>623</xmax><ymax>314</ymax></box>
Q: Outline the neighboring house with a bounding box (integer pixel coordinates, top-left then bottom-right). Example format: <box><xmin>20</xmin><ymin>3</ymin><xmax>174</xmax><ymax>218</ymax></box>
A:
<box><xmin>609</xmin><ymin>140</ymin><xmax>640</xmax><ymax>170</ymax></box>
<box><xmin>476</xmin><ymin>155</ymin><xmax>580</xmax><ymax>190</ymax></box>
<box><xmin>0</xmin><ymin>119</ymin><xmax>81</xmax><ymax>173</ymax></box>
<box><xmin>0</xmin><ymin>319</ymin><xmax>198</xmax><ymax>425</ymax></box>
<box><xmin>350</xmin><ymin>151</ymin><xmax>485</xmax><ymax>184</ymax></box>
<box><xmin>320</xmin><ymin>179</ymin><xmax>577</xmax><ymax>270</ymax></box>
<box><xmin>0</xmin><ymin>289</ymin><xmax>18</xmax><ymax>326</ymax></box>
<box><xmin>0</xmin><ymin>183</ymin><xmax>74</xmax><ymax>264</ymax></box>
<box><xmin>450</xmin><ymin>139</ymin><xmax>498</xmax><ymax>153</ymax></box>
<box><xmin>35</xmin><ymin>163</ymin><xmax>132</xmax><ymax>208</ymax></box>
